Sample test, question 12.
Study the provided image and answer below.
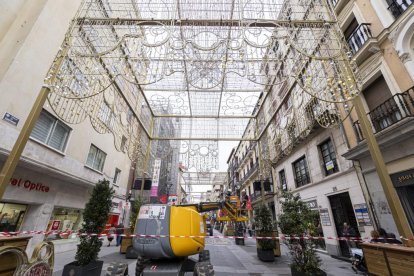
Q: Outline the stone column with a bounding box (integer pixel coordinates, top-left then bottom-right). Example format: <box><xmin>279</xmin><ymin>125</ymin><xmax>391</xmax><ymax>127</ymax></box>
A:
<box><xmin>20</xmin><ymin>203</ymin><xmax>53</xmax><ymax>256</ymax></box>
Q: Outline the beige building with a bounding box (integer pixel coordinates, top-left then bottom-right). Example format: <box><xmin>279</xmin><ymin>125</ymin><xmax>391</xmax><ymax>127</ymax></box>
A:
<box><xmin>0</xmin><ymin>0</ymin><xmax>132</xmax><ymax>254</ymax></box>
<box><xmin>264</xmin><ymin>0</ymin><xmax>414</xmax><ymax>257</ymax></box>
<box><xmin>338</xmin><ymin>0</ymin><xmax>414</xmax><ymax>238</ymax></box>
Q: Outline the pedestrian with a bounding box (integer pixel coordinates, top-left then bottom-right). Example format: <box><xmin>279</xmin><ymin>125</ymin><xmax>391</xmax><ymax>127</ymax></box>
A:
<box><xmin>370</xmin><ymin>230</ymin><xmax>386</xmax><ymax>243</ymax></box>
<box><xmin>116</xmin><ymin>223</ymin><xmax>124</xmax><ymax>246</ymax></box>
<box><xmin>247</xmin><ymin>221</ymin><xmax>252</xmax><ymax>237</ymax></box>
<box><xmin>107</xmin><ymin>224</ymin><xmax>116</xmax><ymax>247</ymax></box>
<box><xmin>342</xmin><ymin>222</ymin><xmax>357</xmax><ymax>251</ymax></box>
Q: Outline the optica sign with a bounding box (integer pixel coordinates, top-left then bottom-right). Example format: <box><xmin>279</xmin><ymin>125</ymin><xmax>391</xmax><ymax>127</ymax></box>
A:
<box><xmin>9</xmin><ymin>178</ymin><xmax>50</xmax><ymax>193</ymax></box>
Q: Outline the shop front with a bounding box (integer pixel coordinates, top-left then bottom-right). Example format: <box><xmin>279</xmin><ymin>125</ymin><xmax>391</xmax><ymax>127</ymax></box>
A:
<box><xmin>1</xmin><ymin>164</ymin><xmax>91</xmax><ymax>254</ymax></box>
<box><xmin>391</xmin><ymin>168</ymin><xmax>414</xmax><ymax>233</ymax></box>
<box><xmin>46</xmin><ymin>207</ymin><xmax>83</xmax><ymax>240</ymax></box>
<box><xmin>0</xmin><ymin>202</ymin><xmax>27</xmax><ymax>232</ymax></box>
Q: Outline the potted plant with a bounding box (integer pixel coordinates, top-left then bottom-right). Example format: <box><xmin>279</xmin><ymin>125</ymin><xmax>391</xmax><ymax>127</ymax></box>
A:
<box><xmin>62</xmin><ymin>179</ymin><xmax>114</xmax><ymax>276</ymax></box>
<box><xmin>254</xmin><ymin>204</ymin><xmax>275</xmax><ymax>262</ymax></box>
<box><xmin>278</xmin><ymin>191</ymin><xmax>326</xmax><ymax>276</ymax></box>
<box><xmin>123</xmin><ymin>195</ymin><xmax>143</xmax><ymax>258</ymax></box>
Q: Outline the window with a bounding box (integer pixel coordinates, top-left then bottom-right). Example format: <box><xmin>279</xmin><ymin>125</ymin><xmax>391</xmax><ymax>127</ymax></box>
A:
<box><xmin>293</xmin><ymin>156</ymin><xmax>311</xmax><ymax>187</ymax></box>
<box><xmin>30</xmin><ymin>110</ymin><xmax>71</xmax><ymax>152</ymax></box>
<box><xmin>279</xmin><ymin>170</ymin><xmax>287</xmax><ymax>191</ymax></box>
<box><xmin>113</xmin><ymin>168</ymin><xmax>121</xmax><ymax>185</ymax></box>
<box><xmin>319</xmin><ymin>139</ymin><xmax>339</xmax><ymax>176</ymax></box>
<box><xmin>86</xmin><ymin>144</ymin><xmax>106</xmax><ymax>172</ymax></box>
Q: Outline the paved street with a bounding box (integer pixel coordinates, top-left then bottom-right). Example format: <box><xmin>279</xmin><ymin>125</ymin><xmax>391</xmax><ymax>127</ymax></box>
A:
<box><xmin>53</xmin><ymin>230</ymin><xmax>356</xmax><ymax>276</ymax></box>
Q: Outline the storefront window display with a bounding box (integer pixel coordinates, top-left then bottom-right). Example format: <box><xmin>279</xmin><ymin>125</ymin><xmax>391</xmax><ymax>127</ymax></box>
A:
<box><xmin>46</xmin><ymin>207</ymin><xmax>83</xmax><ymax>240</ymax></box>
<box><xmin>0</xmin><ymin>202</ymin><xmax>27</xmax><ymax>232</ymax></box>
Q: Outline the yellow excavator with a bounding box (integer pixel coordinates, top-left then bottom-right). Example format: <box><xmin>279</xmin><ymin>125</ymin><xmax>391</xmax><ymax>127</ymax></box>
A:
<box><xmin>132</xmin><ymin>197</ymin><xmax>248</xmax><ymax>275</ymax></box>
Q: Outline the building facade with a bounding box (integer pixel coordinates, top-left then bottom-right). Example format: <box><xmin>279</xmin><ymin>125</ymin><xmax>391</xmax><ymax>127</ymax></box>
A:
<box><xmin>0</xmin><ymin>0</ymin><xmax>132</xmax><ymax>254</ymax></box>
<box><xmin>338</xmin><ymin>0</ymin><xmax>414</xmax><ymax>237</ymax></box>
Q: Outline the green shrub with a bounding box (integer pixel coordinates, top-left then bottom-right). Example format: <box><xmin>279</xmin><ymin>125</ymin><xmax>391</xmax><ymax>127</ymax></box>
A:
<box><xmin>254</xmin><ymin>204</ymin><xmax>275</xmax><ymax>250</ymax></box>
<box><xmin>278</xmin><ymin>191</ymin><xmax>321</xmax><ymax>274</ymax></box>
<box><xmin>75</xmin><ymin>179</ymin><xmax>114</xmax><ymax>266</ymax></box>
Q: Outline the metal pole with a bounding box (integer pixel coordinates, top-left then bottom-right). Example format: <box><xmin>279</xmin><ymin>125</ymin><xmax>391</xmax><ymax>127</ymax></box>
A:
<box><xmin>0</xmin><ymin>86</ymin><xmax>50</xmax><ymax>199</ymax></box>
<box><xmin>353</xmin><ymin>95</ymin><xmax>413</xmax><ymax>245</ymax></box>
<box><xmin>140</xmin><ymin>117</ymin><xmax>154</xmax><ymax>198</ymax></box>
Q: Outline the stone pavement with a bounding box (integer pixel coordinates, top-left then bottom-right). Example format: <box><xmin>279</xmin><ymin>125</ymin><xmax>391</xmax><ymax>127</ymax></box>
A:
<box><xmin>53</xmin><ymin>230</ymin><xmax>356</xmax><ymax>275</ymax></box>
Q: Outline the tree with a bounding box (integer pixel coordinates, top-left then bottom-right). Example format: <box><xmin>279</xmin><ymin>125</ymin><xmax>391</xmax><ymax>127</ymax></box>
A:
<box><xmin>278</xmin><ymin>191</ymin><xmax>321</xmax><ymax>274</ymax></box>
<box><xmin>129</xmin><ymin>195</ymin><xmax>144</xmax><ymax>232</ymax></box>
<box><xmin>254</xmin><ymin>204</ymin><xmax>275</xmax><ymax>250</ymax></box>
<box><xmin>75</xmin><ymin>179</ymin><xmax>114</xmax><ymax>266</ymax></box>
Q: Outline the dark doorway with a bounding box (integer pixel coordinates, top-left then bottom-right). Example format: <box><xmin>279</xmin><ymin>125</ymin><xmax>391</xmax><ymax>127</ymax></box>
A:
<box><xmin>396</xmin><ymin>185</ymin><xmax>414</xmax><ymax>233</ymax></box>
<box><xmin>329</xmin><ymin>192</ymin><xmax>360</xmax><ymax>257</ymax></box>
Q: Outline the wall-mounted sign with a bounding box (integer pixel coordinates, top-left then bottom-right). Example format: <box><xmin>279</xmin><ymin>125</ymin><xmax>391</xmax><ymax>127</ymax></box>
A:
<box><xmin>9</xmin><ymin>178</ymin><xmax>50</xmax><ymax>193</ymax></box>
<box><xmin>390</xmin><ymin>169</ymin><xmax>414</xmax><ymax>188</ymax></box>
<box><xmin>3</xmin><ymin>112</ymin><xmax>19</xmax><ymax>126</ymax></box>
<box><xmin>354</xmin><ymin>203</ymin><xmax>372</xmax><ymax>226</ymax></box>
<box><xmin>305</xmin><ymin>199</ymin><xmax>318</xmax><ymax>210</ymax></box>
<box><xmin>319</xmin><ymin>208</ymin><xmax>331</xmax><ymax>226</ymax></box>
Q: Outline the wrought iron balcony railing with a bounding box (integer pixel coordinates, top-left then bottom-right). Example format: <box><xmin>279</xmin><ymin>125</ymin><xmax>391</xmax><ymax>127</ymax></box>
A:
<box><xmin>330</xmin><ymin>0</ymin><xmax>339</xmax><ymax>7</ymax></box>
<box><xmin>347</xmin><ymin>24</ymin><xmax>372</xmax><ymax>54</ymax></box>
<box><xmin>388</xmin><ymin>0</ymin><xmax>413</xmax><ymax>19</ymax></box>
<box><xmin>353</xmin><ymin>87</ymin><xmax>414</xmax><ymax>142</ymax></box>
<box><xmin>239</xmin><ymin>162</ymin><xmax>259</xmax><ymax>186</ymax></box>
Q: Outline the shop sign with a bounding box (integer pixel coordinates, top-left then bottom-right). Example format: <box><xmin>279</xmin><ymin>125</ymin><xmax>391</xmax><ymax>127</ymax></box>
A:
<box><xmin>319</xmin><ymin>208</ymin><xmax>331</xmax><ymax>226</ymax></box>
<box><xmin>305</xmin><ymin>199</ymin><xmax>318</xmax><ymax>210</ymax></box>
<box><xmin>354</xmin><ymin>203</ymin><xmax>372</xmax><ymax>226</ymax></box>
<box><xmin>150</xmin><ymin>159</ymin><xmax>162</xmax><ymax>197</ymax></box>
<box><xmin>9</xmin><ymin>178</ymin><xmax>50</xmax><ymax>193</ymax></box>
<box><xmin>390</xmin><ymin>169</ymin><xmax>414</xmax><ymax>188</ymax></box>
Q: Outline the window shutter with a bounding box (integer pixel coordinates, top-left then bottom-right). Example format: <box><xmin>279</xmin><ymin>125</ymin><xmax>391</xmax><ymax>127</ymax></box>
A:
<box><xmin>49</xmin><ymin>123</ymin><xmax>69</xmax><ymax>151</ymax></box>
<box><xmin>31</xmin><ymin>112</ymin><xmax>53</xmax><ymax>143</ymax></box>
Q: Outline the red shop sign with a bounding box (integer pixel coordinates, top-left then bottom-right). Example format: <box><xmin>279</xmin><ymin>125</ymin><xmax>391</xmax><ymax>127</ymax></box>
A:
<box><xmin>9</xmin><ymin>178</ymin><xmax>50</xmax><ymax>193</ymax></box>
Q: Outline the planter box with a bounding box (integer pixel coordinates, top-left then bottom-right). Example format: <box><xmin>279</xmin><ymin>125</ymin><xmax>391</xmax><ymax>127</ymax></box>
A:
<box><xmin>362</xmin><ymin>242</ymin><xmax>414</xmax><ymax>276</ymax></box>
<box><xmin>125</xmin><ymin>244</ymin><xmax>138</xmax><ymax>259</ymax></box>
<box><xmin>62</xmin><ymin>261</ymin><xmax>103</xmax><ymax>276</ymax></box>
<box><xmin>235</xmin><ymin>238</ymin><xmax>245</xmax><ymax>245</ymax></box>
<box><xmin>257</xmin><ymin>248</ymin><xmax>275</xmax><ymax>262</ymax></box>
<box><xmin>291</xmin><ymin>266</ymin><xmax>327</xmax><ymax>276</ymax></box>
<box><xmin>120</xmin><ymin>236</ymin><xmax>132</xmax><ymax>254</ymax></box>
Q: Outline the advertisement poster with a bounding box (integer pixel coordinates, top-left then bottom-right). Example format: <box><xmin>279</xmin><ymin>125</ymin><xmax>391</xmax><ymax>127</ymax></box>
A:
<box><xmin>150</xmin><ymin>159</ymin><xmax>162</xmax><ymax>197</ymax></box>
<box><xmin>50</xmin><ymin>220</ymin><xmax>61</xmax><ymax>231</ymax></box>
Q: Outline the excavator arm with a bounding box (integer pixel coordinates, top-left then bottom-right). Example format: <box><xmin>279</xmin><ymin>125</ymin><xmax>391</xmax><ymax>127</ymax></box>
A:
<box><xmin>197</xmin><ymin>200</ymin><xmax>248</xmax><ymax>222</ymax></box>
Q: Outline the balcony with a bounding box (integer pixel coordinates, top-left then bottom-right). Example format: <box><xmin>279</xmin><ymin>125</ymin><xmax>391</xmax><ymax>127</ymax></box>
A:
<box><xmin>239</xmin><ymin>162</ymin><xmax>259</xmax><ymax>186</ymax></box>
<box><xmin>388</xmin><ymin>0</ymin><xmax>413</xmax><ymax>19</ymax></box>
<box><xmin>353</xmin><ymin>88</ymin><xmax>414</xmax><ymax>142</ymax></box>
<box><xmin>347</xmin><ymin>24</ymin><xmax>372</xmax><ymax>55</ymax></box>
<box><xmin>329</xmin><ymin>0</ymin><xmax>338</xmax><ymax>7</ymax></box>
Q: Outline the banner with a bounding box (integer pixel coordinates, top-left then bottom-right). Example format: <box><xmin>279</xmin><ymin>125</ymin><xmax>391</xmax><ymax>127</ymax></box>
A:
<box><xmin>150</xmin><ymin>159</ymin><xmax>162</xmax><ymax>197</ymax></box>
